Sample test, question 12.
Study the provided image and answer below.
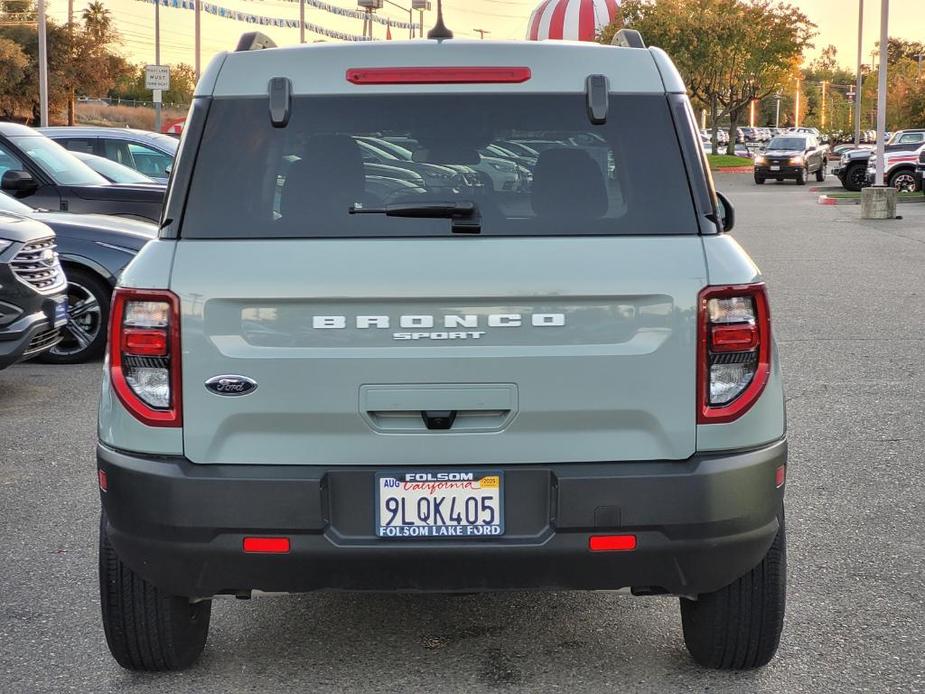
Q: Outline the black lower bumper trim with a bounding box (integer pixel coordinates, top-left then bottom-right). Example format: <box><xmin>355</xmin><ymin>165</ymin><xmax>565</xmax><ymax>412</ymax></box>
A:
<box><xmin>98</xmin><ymin>440</ymin><xmax>787</xmax><ymax>597</ymax></box>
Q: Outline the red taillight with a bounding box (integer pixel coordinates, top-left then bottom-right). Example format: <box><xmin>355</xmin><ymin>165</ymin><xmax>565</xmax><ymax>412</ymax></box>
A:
<box><xmin>346</xmin><ymin>66</ymin><xmax>532</xmax><ymax>85</ymax></box>
<box><xmin>589</xmin><ymin>535</ymin><xmax>637</xmax><ymax>552</ymax></box>
<box><xmin>108</xmin><ymin>288</ymin><xmax>182</xmax><ymax>428</ymax></box>
<box><xmin>697</xmin><ymin>284</ymin><xmax>771</xmax><ymax>424</ymax></box>
<box><xmin>710</xmin><ymin>323</ymin><xmax>759</xmax><ymax>352</ymax></box>
<box><xmin>776</xmin><ymin>464</ymin><xmax>786</xmax><ymax>488</ymax></box>
<box><xmin>243</xmin><ymin>537</ymin><xmax>291</xmax><ymax>554</ymax></box>
<box><xmin>122</xmin><ymin>328</ymin><xmax>168</xmax><ymax>357</ymax></box>
<box><xmin>98</xmin><ymin>469</ymin><xmax>108</xmax><ymax>492</ymax></box>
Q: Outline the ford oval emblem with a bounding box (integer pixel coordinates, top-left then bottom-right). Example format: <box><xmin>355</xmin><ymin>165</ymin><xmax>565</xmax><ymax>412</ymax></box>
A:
<box><xmin>205</xmin><ymin>375</ymin><xmax>258</xmax><ymax>397</ymax></box>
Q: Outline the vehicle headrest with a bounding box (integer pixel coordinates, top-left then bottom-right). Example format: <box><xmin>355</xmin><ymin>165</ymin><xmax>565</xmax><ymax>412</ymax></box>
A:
<box><xmin>281</xmin><ymin>135</ymin><xmax>365</xmax><ymax>220</ymax></box>
<box><xmin>531</xmin><ymin>148</ymin><xmax>608</xmax><ymax>220</ymax></box>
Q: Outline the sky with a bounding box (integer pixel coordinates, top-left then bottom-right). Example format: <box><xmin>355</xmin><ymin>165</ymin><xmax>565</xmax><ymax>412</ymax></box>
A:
<box><xmin>44</xmin><ymin>0</ymin><xmax>925</xmax><ymax>73</ymax></box>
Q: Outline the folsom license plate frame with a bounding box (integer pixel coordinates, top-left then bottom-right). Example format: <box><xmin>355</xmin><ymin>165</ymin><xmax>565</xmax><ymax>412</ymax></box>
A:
<box><xmin>375</xmin><ymin>470</ymin><xmax>504</xmax><ymax>539</ymax></box>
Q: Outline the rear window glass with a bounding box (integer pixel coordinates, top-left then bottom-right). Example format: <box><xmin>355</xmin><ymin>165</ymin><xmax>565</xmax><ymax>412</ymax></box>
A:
<box><xmin>181</xmin><ymin>94</ymin><xmax>697</xmax><ymax>238</ymax></box>
<box><xmin>768</xmin><ymin>137</ymin><xmax>807</xmax><ymax>150</ymax></box>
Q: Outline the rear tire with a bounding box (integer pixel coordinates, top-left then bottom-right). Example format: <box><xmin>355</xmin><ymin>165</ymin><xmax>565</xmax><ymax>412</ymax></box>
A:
<box><xmin>680</xmin><ymin>507</ymin><xmax>786</xmax><ymax>670</ymax></box>
<box><xmin>815</xmin><ymin>162</ymin><xmax>826</xmax><ymax>182</ymax></box>
<box><xmin>795</xmin><ymin>168</ymin><xmax>806</xmax><ymax>186</ymax></box>
<box><xmin>99</xmin><ymin>513</ymin><xmax>211</xmax><ymax>671</ymax></box>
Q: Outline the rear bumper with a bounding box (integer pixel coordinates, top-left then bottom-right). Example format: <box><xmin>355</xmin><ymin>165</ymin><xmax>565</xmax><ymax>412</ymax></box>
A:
<box><xmin>98</xmin><ymin>439</ymin><xmax>787</xmax><ymax>598</ymax></box>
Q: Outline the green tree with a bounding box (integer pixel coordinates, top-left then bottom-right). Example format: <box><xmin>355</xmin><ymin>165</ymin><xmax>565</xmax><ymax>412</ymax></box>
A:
<box><xmin>601</xmin><ymin>0</ymin><xmax>815</xmax><ymax>154</ymax></box>
<box><xmin>0</xmin><ymin>36</ymin><xmax>29</xmax><ymax>119</ymax></box>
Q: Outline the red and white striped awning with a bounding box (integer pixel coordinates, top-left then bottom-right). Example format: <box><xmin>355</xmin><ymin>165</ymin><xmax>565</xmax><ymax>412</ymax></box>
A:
<box><xmin>526</xmin><ymin>0</ymin><xmax>620</xmax><ymax>42</ymax></box>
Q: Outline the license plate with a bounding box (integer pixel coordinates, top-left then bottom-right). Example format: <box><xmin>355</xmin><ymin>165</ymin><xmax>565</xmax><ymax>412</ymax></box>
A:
<box><xmin>53</xmin><ymin>297</ymin><xmax>68</xmax><ymax>328</ymax></box>
<box><xmin>376</xmin><ymin>471</ymin><xmax>504</xmax><ymax>538</ymax></box>
<box><xmin>770</xmin><ymin>165</ymin><xmax>781</xmax><ymax>171</ymax></box>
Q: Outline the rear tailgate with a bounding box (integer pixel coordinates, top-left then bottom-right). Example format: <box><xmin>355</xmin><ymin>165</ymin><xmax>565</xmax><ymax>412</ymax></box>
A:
<box><xmin>173</xmin><ymin>237</ymin><xmax>705</xmax><ymax>465</ymax></box>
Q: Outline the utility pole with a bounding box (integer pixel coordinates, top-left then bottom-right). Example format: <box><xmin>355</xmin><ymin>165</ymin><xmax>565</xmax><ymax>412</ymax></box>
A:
<box><xmin>37</xmin><ymin>0</ymin><xmax>48</xmax><ymax>126</ymax></box>
<box><xmin>794</xmin><ymin>79</ymin><xmax>800</xmax><ymax>128</ymax></box>
<box><xmin>749</xmin><ymin>99</ymin><xmax>755</xmax><ymax>128</ymax></box>
<box><xmin>774</xmin><ymin>92</ymin><xmax>781</xmax><ymax>128</ymax></box>
<box><xmin>195</xmin><ymin>0</ymin><xmax>201</xmax><ymax>81</ymax></box>
<box><xmin>300</xmin><ymin>0</ymin><xmax>306</xmax><ymax>43</ymax></box>
<box><xmin>874</xmin><ymin>0</ymin><xmax>888</xmax><ymax>187</ymax></box>
<box><xmin>154</xmin><ymin>0</ymin><xmax>161</xmax><ymax>133</ymax></box>
<box><xmin>473</xmin><ymin>28</ymin><xmax>490</xmax><ymax>39</ymax></box>
<box><xmin>855</xmin><ymin>0</ymin><xmax>863</xmax><ymax>146</ymax></box>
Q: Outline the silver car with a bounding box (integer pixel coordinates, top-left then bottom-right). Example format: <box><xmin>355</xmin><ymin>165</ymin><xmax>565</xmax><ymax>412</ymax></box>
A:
<box><xmin>39</xmin><ymin>126</ymin><xmax>177</xmax><ymax>184</ymax></box>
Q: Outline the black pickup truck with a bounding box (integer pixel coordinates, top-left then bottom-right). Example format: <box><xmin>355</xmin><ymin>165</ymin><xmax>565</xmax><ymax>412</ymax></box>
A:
<box><xmin>832</xmin><ymin>129</ymin><xmax>925</xmax><ymax>191</ymax></box>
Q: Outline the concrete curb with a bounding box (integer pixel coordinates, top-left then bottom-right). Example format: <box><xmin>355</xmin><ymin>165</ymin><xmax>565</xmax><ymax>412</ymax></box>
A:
<box><xmin>817</xmin><ymin>194</ymin><xmax>925</xmax><ymax>206</ymax></box>
<box><xmin>713</xmin><ymin>167</ymin><xmax>754</xmax><ymax>174</ymax></box>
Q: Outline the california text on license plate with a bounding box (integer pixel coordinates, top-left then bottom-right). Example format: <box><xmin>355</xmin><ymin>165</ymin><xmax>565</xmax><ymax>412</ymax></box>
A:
<box><xmin>376</xmin><ymin>471</ymin><xmax>504</xmax><ymax>538</ymax></box>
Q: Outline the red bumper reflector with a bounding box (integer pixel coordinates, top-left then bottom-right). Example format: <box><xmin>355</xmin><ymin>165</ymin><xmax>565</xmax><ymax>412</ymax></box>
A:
<box><xmin>98</xmin><ymin>469</ymin><xmax>108</xmax><ymax>492</ymax></box>
<box><xmin>776</xmin><ymin>464</ymin><xmax>786</xmax><ymax>488</ymax></box>
<box><xmin>121</xmin><ymin>328</ymin><xmax>168</xmax><ymax>357</ymax></box>
<box><xmin>243</xmin><ymin>537</ymin><xmax>290</xmax><ymax>554</ymax></box>
<box><xmin>346</xmin><ymin>66</ymin><xmax>532</xmax><ymax>85</ymax></box>
<box><xmin>710</xmin><ymin>323</ymin><xmax>759</xmax><ymax>352</ymax></box>
<box><xmin>589</xmin><ymin>534</ymin><xmax>637</xmax><ymax>552</ymax></box>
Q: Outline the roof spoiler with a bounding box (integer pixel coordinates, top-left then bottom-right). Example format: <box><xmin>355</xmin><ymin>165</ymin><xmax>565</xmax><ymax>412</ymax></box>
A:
<box><xmin>611</xmin><ymin>29</ymin><xmax>646</xmax><ymax>49</ymax></box>
<box><xmin>236</xmin><ymin>32</ymin><xmax>277</xmax><ymax>52</ymax></box>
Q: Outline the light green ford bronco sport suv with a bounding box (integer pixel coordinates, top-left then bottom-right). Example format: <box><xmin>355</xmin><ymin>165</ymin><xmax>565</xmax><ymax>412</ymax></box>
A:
<box><xmin>96</xmin><ymin>27</ymin><xmax>787</xmax><ymax>672</ymax></box>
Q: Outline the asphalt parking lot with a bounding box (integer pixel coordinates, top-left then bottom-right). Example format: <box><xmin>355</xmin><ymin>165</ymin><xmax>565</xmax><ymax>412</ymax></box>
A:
<box><xmin>1</xmin><ymin>173</ymin><xmax>923</xmax><ymax>693</ymax></box>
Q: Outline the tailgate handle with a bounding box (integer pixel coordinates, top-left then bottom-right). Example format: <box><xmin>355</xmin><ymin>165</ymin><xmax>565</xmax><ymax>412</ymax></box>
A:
<box><xmin>360</xmin><ymin>384</ymin><xmax>518</xmax><ymax>434</ymax></box>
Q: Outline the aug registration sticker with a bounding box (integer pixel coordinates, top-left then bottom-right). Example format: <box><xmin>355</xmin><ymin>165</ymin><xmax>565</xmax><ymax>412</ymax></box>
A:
<box><xmin>375</xmin><ymin>471</ymin><xmax>504</xmax><ymax>538</ymax></box>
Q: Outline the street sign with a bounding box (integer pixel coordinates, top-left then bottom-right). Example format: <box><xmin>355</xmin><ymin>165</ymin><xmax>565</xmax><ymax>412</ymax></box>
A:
<box><xmin>145</xmin><ymin>64</ymin><xmax>170</xmax><ymax>91</ymax></box>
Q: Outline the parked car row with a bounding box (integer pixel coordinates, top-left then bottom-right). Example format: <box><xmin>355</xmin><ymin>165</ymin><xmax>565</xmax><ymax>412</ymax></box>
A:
<box><xmin>0</xmin><ymin>123</ymin><xmax>168</xmax><ymax>369</ymax></box>
<box><xmin>831</xmin><ymin>129</ymin><xmax>925</xmax><ymax>192</ymax></box>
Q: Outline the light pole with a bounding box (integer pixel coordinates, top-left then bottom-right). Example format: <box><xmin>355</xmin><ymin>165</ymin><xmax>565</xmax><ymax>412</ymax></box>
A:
<box><xmin>154</xmin><ymin>0</ymin><xmax>161</xmax><ymax>133</ymax></box>
<box><xmin>874</xmin><ymin>0</ymin><xmax>888</xmax><ymax>187</ymax></box>
<box><xmin>821</xmin><ymin>80</ymin><xmax>827</xmax><ymax>130</ymax></box>
<box><xmin>195</xmin><ymin>0</ymin><xmax>201</xmax><ymax>80</ymax></box>
<box><xmin>794</xmin><ymin>79</ymin><xmax>800</xmax><ymax>128</ymax></box>
<box><xmin>774</xmin><ymin>92</ymin><xmax>781</xmax><ymax>128</ymax></box>
<box><xmin>300</xmin><ymin>0</ymin><xmax>305</xmax><ymax>43</ymax></box>
<box><xmin>855</xmin><ymin>0</ymin><xmax>863</xmax><ymax>146</ymax></box>
<box><xmin>384</xmin><ymin>0</ymin><xmax>415</xmax><ymax>38</ymax></box>
<box><xmin>411</xmin><ymin>0</ymin><xmax>431</xmax><ymax>37</ymax></box>
<box><xmin>37</xmin><ymin>0</ymin><xmax>48</xmax><ymax>126</ymax></box>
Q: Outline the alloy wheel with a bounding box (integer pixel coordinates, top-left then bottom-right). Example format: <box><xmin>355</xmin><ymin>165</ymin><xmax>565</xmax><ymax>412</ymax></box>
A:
<box><xmin>891</xmin><ymin>172</ymin><xmax>917</xmax><ymax>193</ymax></box>
<box><xmin>50</xmin><ymin>281</ymin><xmax>103</xmax><ymax>358</ymax></box>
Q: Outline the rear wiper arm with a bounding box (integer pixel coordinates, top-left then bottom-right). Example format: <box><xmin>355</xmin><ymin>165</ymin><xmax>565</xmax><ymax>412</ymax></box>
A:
<box><xmin>349</xmin><ymin>200</ymin><xmax>481</xmax><ymax>234</ymax></box>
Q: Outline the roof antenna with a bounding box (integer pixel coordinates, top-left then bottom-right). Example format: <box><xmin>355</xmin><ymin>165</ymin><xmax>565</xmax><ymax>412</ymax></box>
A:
<box><xmin>427</xmin><ymin>0</ymin><xmax>454</xmax><ymax>40</ymax></box>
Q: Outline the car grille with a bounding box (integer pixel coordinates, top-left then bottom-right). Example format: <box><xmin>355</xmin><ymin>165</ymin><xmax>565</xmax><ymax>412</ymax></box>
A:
<box><xmin>11</xmin><ymin>237</ymin><xmax>66</xmax><ymax>294</ymax></box>
<box><xmin>23</xmin><ymin>327</ymin><xmax>61</xmax><ymax>357</ymax></box>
